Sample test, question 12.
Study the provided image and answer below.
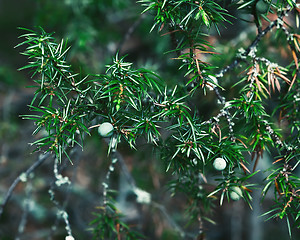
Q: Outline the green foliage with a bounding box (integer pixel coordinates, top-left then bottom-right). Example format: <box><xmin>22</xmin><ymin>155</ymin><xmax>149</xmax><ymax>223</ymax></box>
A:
<box><xmin>17</xmin><ymin>27</ymin><xmax>90</xmax><ymax>162</ymax></box>
<box><xmin>90</xmin><ymin>55</ymin><xmax>163</xmax><ymax>147</ymax></box>
<box><xmin>9</xmin><ymin>0</ymin><xmax>300</xmax><ymax>239</ymax></box>
<box><xmin>139</xmin><ymin>0</ymin><xmax>232</xmax><ymax>94</ymax></box>
<box><xmin>90</xmin><ymin>202</ymin><xmax>144</xmax><ymax>240</ymax></box>
<box><xmin>139</xmin><ymin>0</ymin><xmax>231</xmax><ymax>31</ymax></box>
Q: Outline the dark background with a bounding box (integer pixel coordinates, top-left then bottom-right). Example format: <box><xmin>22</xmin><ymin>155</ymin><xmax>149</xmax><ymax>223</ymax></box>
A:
<box><xmin>0</xmin><ymin>0</ymin><xmax>299</xmax><ymax>239</ymax></box>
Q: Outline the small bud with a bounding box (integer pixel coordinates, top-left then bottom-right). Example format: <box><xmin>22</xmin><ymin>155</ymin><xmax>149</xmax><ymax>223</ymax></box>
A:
<box><xmin>98</xmin><ymin>122</ymin><xmax>114</xmax><ymax>137</ymax></box>
<box><xmin>20</xmin><ymin>173</ymin><xmax>28</xmax><ymax>182</ymax></box>
<box><xmin>65</xmin><ymin>236</ymin><xmax>75</xmax><ymax>240</ymax></box>
<box><xmin>133</xmin><ymin>188</ymin><xmax>151</xmax><ymax>204</ymax></box>
<box><xmin>213</xmin><ymin>157</ymin><xmax>227</xmax><ymax>171</ymax></box>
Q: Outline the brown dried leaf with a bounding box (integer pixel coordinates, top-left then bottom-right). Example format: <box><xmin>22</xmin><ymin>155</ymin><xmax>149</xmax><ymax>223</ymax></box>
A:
<box><xmin>274</xmin><ymin>72</ymin><xmax>291</xmax><ymax>84</ymax></box>
<box><xmin>246</xmin><ymin>90</ymin><xmax>251</xmax><ymax>98</ymax></box>
<box><xmin>267</xmin><ymin>71</ymin><xmax>272</xmax><ymax>96</ymax></box>
<box><xmin>288</xmin><ymin>73</ymin><xmax>297</xmax><ymax>92</ymax></box>
<box><xmin>159</xmin><ymin>22</ymin><xmax>165</xmax><ymax>32</ymax></box>
<box><xmin>273</xmin><ymin>157</ymin><xmax>284</xmax><ymax>164</ymax></box>
<box><xmin>292</xmin><ymin>49</ymin><xmax>299</xmax><ymax>69</ymax></box>
<box><xmin>252</xmin><ymin>146</ymin><xmax>263</xmax><ymax>171</ymax></box>
<box><xmin>242</xmin><ymin>186</ymin><xmax>253</xmax><ymax>193</ymax></box>
<box><xmin>194</xmin><ymin>58</ymin><xmax>204</xmax><ymax>81</ymax></box>
<box><xmin>260</xmin><ymin>80</ymin><xmax>270</xmax><ymax>95</ymax></box>
<box><xmin>275</xmin><ymin>77</ymin><xmax>281</xmax><ymax>92</ymax></box>
<box><xmin>253</xmin><ymin>153</ymin><xmax>260</xmax><ymax>171</ymax></box>
<box><xmin>160</xmin><ymin>29</ymin><xmax>182</xmax><ymax>36</ymax></box>
<box><xmin>255</xmin><ymin>76</ymin><xmax>262</xmax><ymax>92</ymax></box>
<box><xmin>274</xmin><ymin>179</ymin><xmax>281</xmax><ymax>196</ymax></box>
<box><xmin>256</xmin><ymin>63</ymin><xmax>260</xmax><ymax>73</ymax></box>
<box><xmin>271</xmin><ymin>74</ymin><xmax>275</xmax><ymax>92</ymax></box>
<box><xmin>247</xmin><ymin>68</ymin><xmax>252</xmax><ymax>75</ymax></box>
<box><xmin>240</xmin><ymin>160</ymin><xmax>251</xmax><ymax>174</ymax></box>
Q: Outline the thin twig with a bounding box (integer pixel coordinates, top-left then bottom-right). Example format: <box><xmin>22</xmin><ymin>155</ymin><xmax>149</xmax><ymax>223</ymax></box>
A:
<box><xmin>151</xmin><ymin>201</ymin><xmax>195</xmax><ymax>239</ymax></box>
<box><xmin>15</xmin><ymin>179</ymin><xmax>33</xmax><ymax>240</ymax></box>
<box><xmin>47</xmin><ymin>147</ymin><xmax>81</xmax><ymax>240</ymax></box>
<box><xmin>103</xmin><ymin>137</ymin><xmax>136</xmax><ymax>188</ymax></box>
<box><xmin>210</xmin><ymin>13</ymin><xmax>287</xmax><ymax>141</ymax></box>
<box><xmin>116</xmin><ymin>13</ymin><xmax>147</xmax><ymax>55</ymax></box>
<box><xmin>216</xmin><ymin>13</ymin><xmax>285</xmax><ymax>78</ymax></box>
<box><xmin>0</xmin><ymin>152</ymin><xmax>51</xmax><ymax>219</ymax></box>
<box><xmin>103</xmin><ymin>138</ymin><xmax>196</xmax><ymax>238</ymax></box>
<box><xmin>102</xmin><ymin>136</ymin><xmax>118</xmax><ymax>207</ymax></box>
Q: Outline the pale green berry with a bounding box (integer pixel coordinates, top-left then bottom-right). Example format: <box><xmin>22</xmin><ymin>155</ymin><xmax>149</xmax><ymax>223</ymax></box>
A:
<box><xmin>213</xmin><ymin>157</ymin><xmax>227</xmax><ymax>171</ymax></box>
<box><xmin>230</xmin><ymin>186</ymin><xmax>243</xmax><ymax>201</ymax></box>
<box><xmin>256</xmin><ymin>0</ymin><xmax>269</xmax><ymax>14</ymax></box>
<box><xmin>98</xmin><ymin>122</ymin><xmax>114</xmax><ymax>137</ymax></box>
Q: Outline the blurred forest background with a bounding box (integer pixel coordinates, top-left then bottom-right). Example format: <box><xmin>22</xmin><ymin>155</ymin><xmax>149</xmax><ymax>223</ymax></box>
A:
<box><xmin>0</xmin><ymin>0</ymin><xmax>299</xmax><ymax>239</ymax></box>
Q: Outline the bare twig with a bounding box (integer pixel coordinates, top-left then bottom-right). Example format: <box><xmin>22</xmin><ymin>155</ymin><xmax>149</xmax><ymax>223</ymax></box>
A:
<box><xmin>15</xmin><ymin>179</ymin><xmax>33</xmax><ymax>240</ymax></box>
<box><xmin>102</xmin><ymin>136</ymin><xmax>118</xmax><ymax>207</ymax></box>
<box><xmin>210</xmin><ymin>12</ymin><xmax>288</xmax><ymax>141</ymax></box>
<box><xmin>47</xmin><ymin>145</ymin><xmax>83</xmax><ymax>240</ymax></box>
<box><xmin>0</xmin><ymin>152</ymin><xmax>51</xmax><ymax>219</ymax></box>
<box><xmin>116</xmin><ymin>13</ymin><xmax>147</xmax><ymax>55</ymax></box>
<box><xmin>103</xmin><ymin>137</ymin><xmax>136</xmax><ymax>188</ymax></box>
<box><xmin>216</xmin><ymin>14</ymin><xmax>285</xmax><ymax>78</ymax></box>
<box><xmin>151</xmin><ymin>201</ymin><xmax>196</xmax><ymax>239</ymax></box>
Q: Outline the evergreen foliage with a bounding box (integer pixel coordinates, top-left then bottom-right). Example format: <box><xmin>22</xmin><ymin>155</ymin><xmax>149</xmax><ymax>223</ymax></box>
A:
<box><xmin>0</xmin><ymin>0</ymin><xmax>299</xmax><ymax>239</ymax></box>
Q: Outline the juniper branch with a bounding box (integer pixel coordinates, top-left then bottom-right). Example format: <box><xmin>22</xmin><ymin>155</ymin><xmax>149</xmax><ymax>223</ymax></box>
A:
<box><xmin>216</xmin><ymin>13</ymin><xmax>286</xmax><ymax>78</ymax></box>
